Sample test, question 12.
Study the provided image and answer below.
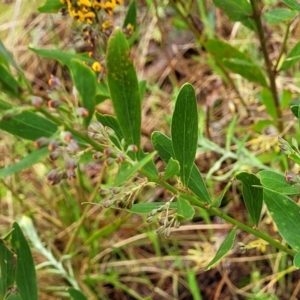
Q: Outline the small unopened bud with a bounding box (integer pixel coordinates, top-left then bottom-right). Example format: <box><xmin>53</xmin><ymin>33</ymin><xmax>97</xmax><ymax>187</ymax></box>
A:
<box><xmin>89</xmin><ymin>122</ymin><xmax>104</xmax><ymax>132</ymax></box>
<box><xmin>65</xmin><ymin>157</ymin><xmax>77</xmax><ymax>170</ymax></box>
<box><xmin>48</xmin><ymin>75</ymin><xmax>62</xmax><ymax>89</ymax></box>
<box><xmin>47</xmin><ymin>169</ymin><xmax>66</xmax><ymax>185</ymax></box>
<box><xmin>127</xmin><ymin>144</ymin><xmax>138</xmax><ymax>152</ymax></box>
<box><xmin>68</xmin><ymin>139</ymin><xmax>80</xmax><ymax>153</ymax></box>
<box><xmin>164</xmin><ymin>227</ymin><xmax>171</xmax><ymax>238</ymax></box>
<box><xmin>103</xmin><ymin>148</ymin><xmax>113</xmax><ymax>157</ymax></box>
<box><xmin>156</xmin><ymin>226</ymin><xmax>165</xmax><ymax>234</ymax></box>
<box><xmin>61</xmin><ymin>131</ymin><xmax>72</xmax><ymax>143</ymax></box>
<box><xmin>117</xmin><ymin>153</ymin><xmax>126</xmax><ymax>163</ymax></box>
<box><xmin>49</xmin><ymin>150</ymin><xmax>60</xmax><ymax>161</ymax></box>
<box><xmin>77</xmin><ymin>107</ymin><xmax>89</xmax><ymax>117</ymax></box>
<box><xmin>48</xmin><ymin>100</ymin><xmax>63</xmax><ymax>108</ymax></box>
<box><xmin>174</xmin><ymin>219</ymin><xmax>181</xmax><ymax>228</ymax></box>
<box><xmin>67</xmin><ymin>169</ymin><xmax>76</xmax><ymax>180</ymax></box>
<box><xmin>48</xmin><ymin>140</ymin><xmax>59</xmax><ymax>152</ymax></box>
<box><xmin>285</xmin><ymin>171</ymin><xmax>297</xmax><ymax>183</ymax></box>
<box><xmin>93</xmin><ymin>152</ymin><xmax>104</xmax><ymax>160</ymax></box>
<box><xmin>31</xmin><ymin>96</ymin><xmax>43</xmax><ymax>108</ymax></box>
<box><xmin>34</xmin><ymin>137</ymin><xmax>48</xmax><ymax>148</ymax></box>
<box><xmin>104</xmin><ymin>157</ymin><xmax>115</xmax><ymax>167</ymax></box>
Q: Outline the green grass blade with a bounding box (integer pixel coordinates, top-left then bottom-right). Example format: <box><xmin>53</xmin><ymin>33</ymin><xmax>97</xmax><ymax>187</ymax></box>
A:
<box><xmin>68</xmin><ymin>288</ymin><xmax>88</xmax><ymax>300</ymax></box>
<box><xmin>171</xmin><ymin>83</ymin><xmax>198</xmax><ymax>186</ymax></box>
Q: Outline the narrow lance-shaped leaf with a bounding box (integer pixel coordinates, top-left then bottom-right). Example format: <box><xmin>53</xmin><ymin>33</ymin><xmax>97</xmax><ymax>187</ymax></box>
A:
<box><xmin>68</xmin><ymin>288</ymin><xmax>88</xmax><ymax>300</ymax></box>
<box><xmin>236</xmin><ymin>172</ymin><xmax>263</xmax><ymax>226</ymax></box>
<box><xmin>206</xmin><ymin>228</ymin><xmax>237</xmax><ymax>270</ymax></box>
<box><xmin>280</xmin><ymin>41</ymin><xmax>300</xmax><ymax>71</ymax></box>
<box><xmin>0</xmin><ymin>240</ymin><xmax>16</xmax><ymax>295</ymax></box>
<box><xmin>0</xmin><ymin>148</ymin><xmax>49</xmax><ymax>179</ymax></box>
<box><xmin>263</xmin><ymin>189</ymin><xmax>300</xmax><ymax>251</ymax></box>
<box><xmin>107</xmin><ymin>28</ymin><xmax>141</xmax><ymax>148</ymax></box>
<box><xmin>204</xmin><ymin>39</ymin><xmax>267</xmax><ymax>87</ymax></box>
<box><xmin>123</xmin><ymin>0</ymin><xmax>137</xmax><ymax>30</ymax></box>
<box><xmin>171</xmin><ymin>83</ymin><xmax>198</xmax><ymax>186</ymax></box>
<box><xmin>11</xmin><ymin>222</ymin><xmax>38</xmax><ymax>300</ymax></box>
<box><xmin>151</xmin><ymin>131</ymin><xmax>211</xmax><ymax>203</ymax></box>
<box><xmin>38</xmin><ymin>0</ymin><xmax>63</xmax><ymax>13</ymax></box>
<box><xmin>70</xmin><ymin>59</ymin><xmax>96</xmax><ymax>128</ymax></box>
<box><xmin>0</xmin><ymin>100</ymin><xmax>57</xmax><ymax>140</ymax></box>
<box><xmin>129</xmin><ymin>202</ymin><xmax>177</xmax><ymax>214</ymax></box>
<box><xmin>281</xmin><ymin>0</ymin><xmax>300</xmax><ymax>11</ymax></box>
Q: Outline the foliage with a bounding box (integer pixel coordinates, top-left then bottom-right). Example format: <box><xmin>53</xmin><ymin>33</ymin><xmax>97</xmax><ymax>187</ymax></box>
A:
<box><xmin>1</xmin><ymin>0</ymin><xmax>300</xmax><ymax>299</ymax></box>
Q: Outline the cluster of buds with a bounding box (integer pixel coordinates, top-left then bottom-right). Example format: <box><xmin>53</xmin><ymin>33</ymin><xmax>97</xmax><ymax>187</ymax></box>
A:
<box><xmin>60</xmin><ymin>0</ymin><xmax>123</xmax><ymax>24</ymax></box>
<box><xmin>34</xmin><ymin>132</ymin><xmax>79</xmax><ymax>185</ymax></box>
<box><xmin>147</xmin><ymin>200</ymin><xmax>181</xmax><ymax>238</ymax></box>
<box><xmin>99</xmin><ymin>180</ymin><xmax>145</xmax><ymax>209</ymax></box>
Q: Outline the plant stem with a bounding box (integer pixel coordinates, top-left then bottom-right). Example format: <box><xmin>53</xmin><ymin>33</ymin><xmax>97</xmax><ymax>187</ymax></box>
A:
<box><xmin>141</xmin><ymin>169</ymin><xmax>296</xmax><ymax>258</ymax></box>
<box><xmin>250</xmin><ymin>0</ymin><xmax>283</xmax><ymax>132</ymax></box>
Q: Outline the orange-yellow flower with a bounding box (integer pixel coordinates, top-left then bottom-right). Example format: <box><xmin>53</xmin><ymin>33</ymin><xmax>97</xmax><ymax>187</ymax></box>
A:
<box><xmin>92</xmin><ymin>62</ymin><xmax>102</xmax><ymax>72</ymax></box>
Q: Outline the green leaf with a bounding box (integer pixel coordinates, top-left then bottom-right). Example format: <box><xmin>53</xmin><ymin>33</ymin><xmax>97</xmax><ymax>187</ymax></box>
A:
<box><xmin>129</xmin><ymin>202</ymin><xmax>177</xmax><ymax>214</ymax></box>
<box><xmin>0</xmin><ymin>102</ymin><xmax>57</xmax><ymax>140</ymax></box>
<box><xmin>212</xmin><ymin>0</ymin><xmax>256</xmax><ymax>30</ymax></box>
<box><xmin>258</xmin><ymin>170</ymin><xmax>300</xmax><ymax>195</ymax></box>
<box><xmin>163</xmin><ymin>157</ymin><xmax>180</xmax><ymax>180</ymax></box>
<box><xmin>176</xmin><ymin>197</ymin><xmax>195</xmax><ymax>220</ymax></box>
<box><xmin>282</xmin><ymin>0</ymin><xmax>300</xmax><ymax>11</ymax></box>
<box><xmin>11</xmin><ymin>222</ymin><xmax>38</xmax><ymax>300</ymax></box>
<box><xmin>289</xmin><ymin>153</ymin><xmax>300</xmax><ymax>166</ymax></box>
<box><xmin>68</xmin><ymin>288</ymin><xmax>88</xmax><ymax>300</ymax></box>
<box><xmin>263</xmin><ymin>8</ymin><xmax>297</xmax><ymax>24</ymax></box>
<box><xmin>291</xmin><ymin>105</ymin><xmax>299</xmax><ymax>119</ymax></box>
<box><xmin>137</xmin><ymin>150</ymin><xmax>159</xmax><ymax>178</ymax></box>
<box><xmin>0</xmin><ymin>112</ymin><xmax>57</xmax><ymax>140</ymax></box>
<box><xmin>205</xmin><ymin>39</ymin><xmax>267</xmax><ymax>87</ymax></box>
<box><xmin>294</xmin><ymin>251</ymin><xmax>300</xmax><ymax>268</ymax></box>
<box><xmin>107</xmin><ymin>28</ymin><xmax>141</xmax><ymax>147</ymax></box>
<box><xmin>0</xmin><ymin>64</ymin><xmax>20</xmax><ymax>97</ymax></box>
<box><xmin>263</xmin><ymin>189</ymin><xmax>300</xmax><ymax>251</ymax></box>
<box><xmin>280</xmin><ymin>41</ymin><xmax>300</xmax><ymax>71</ymax></box>
<box><xmin>114</xmin><ymin>152</ymin><xmax>156</xmax><ymax>186</ymax></box>
<box><xmin>281</xmin><ymin>89</ymin><xmax>292</xmax><ymax>109</ymax></box>
<box><xmin>206</xmin><ymin>228</ymin><xmax>237</xmax><ymax>270</ymax></box>
<box><xmin>0</xmin><ymin>240</ymin><xmax>16</xmax><ymax>295</ymax></box>
<box><xmin>38</xmin><ymin>0</ymin><xmax>63</xmax><ymax>12</ymax></box>
<box><xmin>171</xmin><ymin>83</ymin><xmax>198</xmax><ymax>186</ymax></box>
<box><xmin>151</xmin><ymin>131</ymin><xmax>211</xmax><ymax>203</ymax></box>
<box><xmin>123</xmin><ymin>0</ymin><xmax>137</xmax><ymax>30</ymax></box>
<box><xmin>30</xmin><ymin>47</ymin><xmax>93</xmax><ymax>67</ymax></box>
<box><xmin>70</xmin><ymin>59</ymin><xmax>96</xmax><ymax>128</ymax></box>
<box><xmin>236</xmin><ymin>172</ymin><xmax>263</xmax><ymax>226</ymax></box>
<box><xmin>0</xmin><ymin>148</ymin><xmax>49</xmax><ymax>179</ymax></box>
<box><xmin>259</xmin><ymin>88</ymin><xmax>277</xmax><ymax>119</ymax></box>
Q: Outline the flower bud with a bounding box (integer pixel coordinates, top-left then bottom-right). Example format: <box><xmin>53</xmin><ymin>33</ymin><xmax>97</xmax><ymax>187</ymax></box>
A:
<box><xmin>48</xmin><ymin>75</ymin><xmax>62</xmax><ymax>89</ymax></box>
<box><xmin>77</xmin><ymin>107</ymin><xmax>89</xmax><ymax>117</ymax></box>
<box><xmin>31</xmin><ymin>96</ymin><xmax>43</xmax><ymax>108</ymax></box>
<box><xmin>127</xmin><ymin>144</ymin><xmax>138</xmax><ymax>153</ymax></box>
<box><xmin>61</xmin><ymin>131</ymin><xmax>72</xmax><ymax>143</ymax></box>
<box><xmin>68</xmin><ymin>139</ymin><xmax>80</xmax><ymax>153</ymax></box>
<box><xmin>104</xmin><ymin>157</ymin><xmax>115</xmax><ymax>167</ymax></box>
<box><xmin>48</xmin><ymin>140</ymin><xmax>59</xmax><ymax>152</ymax></box>
<box><xmin>34</xmin><ymin>137</ymin><xmax>48</xmax><ymax>148</ymax></box>
<box><xmin>48</xmin><ymin>100</ymin><xmax>63</xmax><ymax>108</ymax></box>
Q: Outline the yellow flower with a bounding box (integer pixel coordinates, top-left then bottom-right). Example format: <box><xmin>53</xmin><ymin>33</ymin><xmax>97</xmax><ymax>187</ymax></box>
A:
<box><xmin>92</xmin><ymin>62</ymin><xmax>102</xmax><ymax>72</ymax></box>
<box><xmin>101</xmin><ymin>20</ymin><xmax>113</xmax><ymax>31</ymax></box>
<box><xmin>77</xmin><ymin>0</ymin><xmax>92</xmax><ymax>7</ymax></box>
